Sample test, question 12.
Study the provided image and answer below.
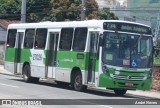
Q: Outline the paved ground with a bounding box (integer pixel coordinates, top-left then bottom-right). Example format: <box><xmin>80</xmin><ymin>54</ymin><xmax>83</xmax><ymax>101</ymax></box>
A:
<box><xmin>0</xmin><ymin>74</ymin><xmax>159</xmax><ymax>108</ymax></box>
<box><xmin>0</xmin><ymin>65</ymin><xmax>160</xmax><ymax>99</ymax></box>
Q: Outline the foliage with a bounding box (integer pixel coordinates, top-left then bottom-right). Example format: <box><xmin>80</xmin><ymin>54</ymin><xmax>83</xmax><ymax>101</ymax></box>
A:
<box><xmin>0</xmin><ymin>0</ymin><xmax>51</xmax><ymax>22</ymax></box>
<box><xmin>156</xmin><ymin>38</ymin><xmax>160</xmax><ymax>48</ymax></box>
<box><xmin>0</xmin><ymin>0</ymin><xmax>21</xmax><ymax>20</ymax></box>
<box><xmin>85</xmin><ymin>0</ymin><xmax>99</xmax><ymax>20</ymax></box>
<box><xmin>0</xmin><ymin>0</ymin><xmax>118</xmax><ymax>22</ymax></box>
<box><xmin>26</xmin><ymin>0</ymin><xmax>52</xmax><ymax>22</ymax></box>
<box><xmin>49</xmin><ymin>0</ymin><xmax>80</xmax><ymax>21</ymax></box>
<box><xmin>50</xmin><ymin>0</ymin><xmax>99</xmax><ymax>21</ymax></box>
<box><xmin>98</xmin><ymin>10</ymin><xmax>119</xmax><ymax>20</ymax></box>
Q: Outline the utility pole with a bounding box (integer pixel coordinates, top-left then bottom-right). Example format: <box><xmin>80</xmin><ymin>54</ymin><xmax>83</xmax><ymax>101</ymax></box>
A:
<box><xmin>81</xmin><ymin>0</ymin><xmax>86</xmax><ymax>20</ymax></box>
<box><xmin>154</xmin><ymin>12</ymin><xmax>160</xmax><ymax>46</ymax></box>
<box><xmin>21</xmin><ymin>0</ymin><xmax>26</xmax><ymax>23</ymax></box>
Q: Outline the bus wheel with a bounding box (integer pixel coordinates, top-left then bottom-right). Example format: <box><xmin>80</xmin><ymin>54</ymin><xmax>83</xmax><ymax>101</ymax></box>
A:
<box><xmin>23</xmin><ymin>64</ymin><xmax>32</xmax><ymax>83</ymax></box>
<box><xmin>71</xmin><ymin>72</ymin><xmax>87</xmax><ymax>91</ymax></box>
<box><xmin>23</xmin><ymin>65</ymin><xmax>39</xmax><ymax>83</ymax></box>
<box><xmin>114</xmin><ymin>89</ymin><xmax>127</xmax><ymax>96</ymax></box>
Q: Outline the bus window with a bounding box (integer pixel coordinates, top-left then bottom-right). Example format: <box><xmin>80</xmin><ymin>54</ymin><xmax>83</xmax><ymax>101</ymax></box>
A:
<box><xmin>34</xmin><ymin>28</ymin><xmax>47</xmax><ymax>49</ymax></box>
<box><xmin>7</xmin><ymin>29</ymin><xmax>17</xmax><ymax>47</ymax></box>
<box><xmin>73</xmin><ymin>27</ymin><xmax>88</xmax><ymax>51</ymax></box>
<box><xmin>24</xmin><ymin>29</ymin><xmax>35</xmax><ymax>48</ymax></box>
<box><xmin>59</xmin><ymin>28</ymin><xmax>73</xmax><ymax>50</ymax></box>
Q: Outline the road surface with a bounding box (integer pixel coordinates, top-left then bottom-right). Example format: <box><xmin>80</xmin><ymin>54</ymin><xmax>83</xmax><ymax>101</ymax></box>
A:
<box><xmin>0</xmin><ymin>74</ymin><xmax>159</xmax><ymax>108</ymax></box>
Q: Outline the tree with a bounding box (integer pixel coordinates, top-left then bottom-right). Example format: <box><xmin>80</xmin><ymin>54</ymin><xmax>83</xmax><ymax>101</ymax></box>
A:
<box><xmin>0</xmin><ymin>0</ymin><xmax>118</xmax><ymax>22</ymax></box>
<box><xmin>26</xmin><ymin>0</ymin><xmax>52</xmax><ymax>22</ymax></box>
<box><xmin>98</xmin><ymin>10</ymin><xmax>119</xmax><ymax>20</ymax></box>
<box><xmin>49</xmin><ymin>0</ymin><xmax>99</xmax><ymax>21</ymax></box>
<box><xmin>0</xmin><ymin>0</ymin><xmax>51</xmax><ymax>22</ymax></box>
<box><xmin>0</xmin><ymin>0</ymin><xmax>21</xmax><ymax>20</ymax></box>
<box><xmin>49</xmin><ymin>0</ymin><xmax>79</xmax><ymax>21</ymax></box>
<box><xmin>85</xmin><ymin>0</ymin><xmax>99</xmax><ymax>20</ymax></box>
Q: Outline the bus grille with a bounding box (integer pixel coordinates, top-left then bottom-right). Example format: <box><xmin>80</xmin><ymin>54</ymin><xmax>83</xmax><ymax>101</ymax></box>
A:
<box><xmin>110</xmin><ymin>74</ymin><xmax>147</xmax><ymax>81</ymax></box>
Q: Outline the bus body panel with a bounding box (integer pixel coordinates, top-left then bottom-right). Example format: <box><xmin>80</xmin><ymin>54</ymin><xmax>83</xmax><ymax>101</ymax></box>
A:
<box><xmin>55</xmin><ymin>68</ymin><xmax>71</xmax><ymax>82</ymax></box>
<box><xmin>4</xmin><ymin>20</ymin><xmax>153</xmax><ymax>92</ymax></box>
<box><xmin>99</xmin><ymin>73</ymin><xmax>152</xmax><ymax>90</ymax></box>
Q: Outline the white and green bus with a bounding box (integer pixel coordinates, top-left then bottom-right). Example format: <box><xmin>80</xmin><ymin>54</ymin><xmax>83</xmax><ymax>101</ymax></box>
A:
<box><xmin>4</xmin><ymin>20</ymin><xmax>153</xmax><ymax>95</ymax></box>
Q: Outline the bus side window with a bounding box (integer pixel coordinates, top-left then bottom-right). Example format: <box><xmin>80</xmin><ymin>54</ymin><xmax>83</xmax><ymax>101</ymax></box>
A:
<box><xmin>24</xmin><ymin>29</ymin><xmax>35</xmax><ymax>49</ymax></box>
<box><xmin>34</xmin><ymin>28</ymin><xmax>47</xmax><ymax>49</ymax></box>
<box><xmin>7</xmin><ymin>29</ymin><xmax>17</xmax><ymax>47</ymax></box>
<box><xmin>59</xmin><ymin>28</ymin><xmax>73</xmax><ymax>50</ymax></box>
<box><xmin>73</xmin><ymin>27</ymin><xmax>88</xmax><ymax>51</ymax></box>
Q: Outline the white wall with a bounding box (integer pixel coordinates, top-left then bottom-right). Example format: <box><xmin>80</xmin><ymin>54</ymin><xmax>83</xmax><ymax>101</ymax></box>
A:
<box><xmin>0</xmin><ymin>27</ymin><xmax>7</xmax><ymax>42</ymax></box>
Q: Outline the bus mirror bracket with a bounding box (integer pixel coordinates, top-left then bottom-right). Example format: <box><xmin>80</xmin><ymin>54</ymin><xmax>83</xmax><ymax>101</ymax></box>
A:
<box><xmin>153</xmin><ymin>46</ymin><xmax>156</xmax><ymax>55</ymax></box>
<box><xmin>99</xmin><ymin>34</ymin><xmax>103</xmax><ymax>46</ymax></box>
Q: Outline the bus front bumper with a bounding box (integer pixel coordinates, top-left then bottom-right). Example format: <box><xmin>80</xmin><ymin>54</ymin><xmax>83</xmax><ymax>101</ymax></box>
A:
<box><xmin>99</xmin><ymin>74</ymin><xmax>152</xmax><ymax>90</ymax></box>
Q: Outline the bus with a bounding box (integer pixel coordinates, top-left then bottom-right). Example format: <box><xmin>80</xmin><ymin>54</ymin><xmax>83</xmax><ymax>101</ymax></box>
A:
<box><xmin>4</xmin><ymin>20</ymin><xmax>153</xmax><ymax>95</ymax></box>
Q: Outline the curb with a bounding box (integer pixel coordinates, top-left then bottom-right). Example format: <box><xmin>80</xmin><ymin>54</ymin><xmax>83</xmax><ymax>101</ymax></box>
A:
<box><xmin>0</xmin><ymin>72</ymin><xmax>14</xmax><ymax>76</ymax></box>
<box><xmin>0</xmin><ymin>71</ymin><xmax>23</xmax><ymax>78</ymax></box>
<box><xmin>127</xmin><ymin>91</ymin><xmax>160</xmax><ymax>99</ymax></box>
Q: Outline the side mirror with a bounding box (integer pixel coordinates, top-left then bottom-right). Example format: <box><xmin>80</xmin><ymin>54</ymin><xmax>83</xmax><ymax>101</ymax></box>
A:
<box><xmin>99</xmin><ymin>34</ymin><xmax>103</xmax><ymax>46</ymax></box>
<box><xmin>153</xmin><ymin>46</ymin><xmax>159</xmax><ymax>57</ymax></box>
<box><xmin>153</xmin><ymin>46</ymin><xmax>155</xmax><ymax>55</ymax></box>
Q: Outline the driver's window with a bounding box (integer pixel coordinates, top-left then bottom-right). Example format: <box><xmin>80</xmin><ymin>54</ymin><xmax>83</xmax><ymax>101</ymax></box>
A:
<box><xmin>140</xmin><ymin>37</ymin><xmax>152</xmax><ymax>56</ymax></box>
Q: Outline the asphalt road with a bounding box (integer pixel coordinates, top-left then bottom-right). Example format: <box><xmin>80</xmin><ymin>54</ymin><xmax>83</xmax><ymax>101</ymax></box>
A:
<box><xmin>0</xmin><ymin>74</ymin><xmax>159</xmax><ymax>108</ymax></box>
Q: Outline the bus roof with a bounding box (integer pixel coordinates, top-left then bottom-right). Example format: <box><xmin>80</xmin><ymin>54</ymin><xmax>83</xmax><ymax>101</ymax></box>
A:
<box><xmin>8</xmin><ymin>20</ymin><xmax>151</xmax><ymax>29</ymax></box>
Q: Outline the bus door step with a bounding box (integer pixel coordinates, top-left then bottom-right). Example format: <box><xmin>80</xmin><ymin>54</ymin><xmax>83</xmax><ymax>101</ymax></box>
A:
<box><xmin>85</xmin><ymin>82</ymin><xmax>95</xmax><ymax>87</ymax></box>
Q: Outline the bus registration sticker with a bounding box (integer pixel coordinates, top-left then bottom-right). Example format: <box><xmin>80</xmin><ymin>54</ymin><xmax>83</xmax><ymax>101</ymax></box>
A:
<box><xmin>125</xmin><ymin>82</ymin><xmax>133</xmax><ymax>86</ymax></box>
<box><xmin>123</xmin><ymin>60</ymin><xmax>130</xmax><ymax>65</ymax></box>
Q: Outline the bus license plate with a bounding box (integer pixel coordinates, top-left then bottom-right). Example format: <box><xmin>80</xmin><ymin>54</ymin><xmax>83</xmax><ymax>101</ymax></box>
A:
<box><xmin>125</xmin><ymin>83</ymin><xmax>133</xmax><ymax>86</ymax></box>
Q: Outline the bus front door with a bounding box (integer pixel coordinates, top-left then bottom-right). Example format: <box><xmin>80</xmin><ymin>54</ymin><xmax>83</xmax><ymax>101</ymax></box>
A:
<box><xmin>14</xmin><ymin>32</ymin><xmax>24</xmax><ymax>74</ymax></box>
<box><xmin>46</xmin><ymin>32</ymin><xmax>59</xmax><ymax>78</ymax></box>
<box><xmin>87</xmin><ymin>31</ymin><xmax>99</xmax><ymax>84</ymax></box>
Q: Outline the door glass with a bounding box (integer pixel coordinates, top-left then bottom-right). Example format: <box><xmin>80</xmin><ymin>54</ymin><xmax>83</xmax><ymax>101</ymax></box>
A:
<box><xmin>16</xmin><ymin>32</ymin><xmax>24</xmax><ymax>63</ymax></box>
<box><xmin>47</xmin><ymin>33</ymin><xmax>59</xmax><ymax>66</ymax></box>
<box><xmin>88</xmin><ymin>32</ymin><xmax>99</xmax><ymax>83</ymax></box>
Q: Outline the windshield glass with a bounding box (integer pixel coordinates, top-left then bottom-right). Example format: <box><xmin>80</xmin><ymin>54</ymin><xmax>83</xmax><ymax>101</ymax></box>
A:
<box><xmin>102</xmin><ymin>32</ymin><xmax>153</xmax><ymax>68</ymax></box>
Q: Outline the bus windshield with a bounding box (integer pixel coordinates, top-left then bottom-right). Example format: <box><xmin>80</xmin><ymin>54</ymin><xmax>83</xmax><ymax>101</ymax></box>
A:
<box><xmin>102</xmin><ymin>32</ymin><xmax>153</xmax><ymax>68</ymax></box>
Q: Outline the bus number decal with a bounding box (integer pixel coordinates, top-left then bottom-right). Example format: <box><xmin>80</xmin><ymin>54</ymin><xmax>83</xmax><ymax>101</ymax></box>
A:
<box><xmin>32</xmin><ymin>54</ymin><xmax>42</xmax><ymax>60</ymax></box>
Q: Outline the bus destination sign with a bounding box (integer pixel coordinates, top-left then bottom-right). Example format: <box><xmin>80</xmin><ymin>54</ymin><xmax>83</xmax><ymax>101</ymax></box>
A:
<box><xmin>103</xmin><ymin>22</ymin><xmax>152</xmax><ymax>34</ymax></box>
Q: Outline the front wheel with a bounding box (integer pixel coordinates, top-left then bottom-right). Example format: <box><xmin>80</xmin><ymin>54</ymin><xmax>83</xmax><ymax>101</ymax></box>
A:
<box><xmin>114</xmin><ymin>89</ymin><xmax>127</xmax><ymax>96</ymax></box>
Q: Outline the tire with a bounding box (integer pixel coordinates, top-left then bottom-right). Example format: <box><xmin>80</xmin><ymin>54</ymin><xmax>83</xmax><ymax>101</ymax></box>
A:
<box><xmin>114</xmin><ymin>89</ymin><xmax>127</xmax><ymax>96</ymax></box>
<box><xmin>71</xmin><ymin>71</ymin><xmax>87</xmax><ymax>92</ymax></box>
<box><xmin>23</xmin><ymin>64</ymin><xmax>32</xmax><ymax>83</ymax></box>
<box><xmin>23</xmin><ymin>64</ymin><xmax>39</xmax><ymax>83</ymax></box>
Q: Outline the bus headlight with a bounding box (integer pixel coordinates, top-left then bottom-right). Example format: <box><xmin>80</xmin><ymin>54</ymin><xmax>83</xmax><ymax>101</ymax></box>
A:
<box><xmin>102</xmin><ymin>65</ymin><xmax>110</xmax><ymax>76</ymax></box>
<box><xmin>147</xmin><ymin>70</ymin><xmax>152</xmax><ymax>79</ymax></box>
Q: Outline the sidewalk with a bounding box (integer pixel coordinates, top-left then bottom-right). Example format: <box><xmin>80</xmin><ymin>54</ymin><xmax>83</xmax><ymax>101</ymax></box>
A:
<box><xmin>0</xmin><ymin>65</ymin><xmax>160</xmax><ymax>99</ymax></box>
<box><xmin>0</xmin><ymin>65</ymin><xmax>14</xmax><ymax>75</ymax></box>
<box><xmin>127</xmin><ymin>90</ymin><xmax>160</xmax><ymax>99</ymax></box>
